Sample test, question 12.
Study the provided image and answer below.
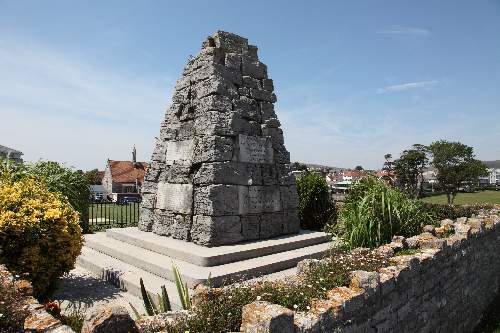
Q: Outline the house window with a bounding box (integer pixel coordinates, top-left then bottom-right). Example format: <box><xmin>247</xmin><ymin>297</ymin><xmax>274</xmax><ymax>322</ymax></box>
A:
<box><xmin>122</xmin><ymin>185</ymin><xmax>136</xmax><ymax>193</ymax></box>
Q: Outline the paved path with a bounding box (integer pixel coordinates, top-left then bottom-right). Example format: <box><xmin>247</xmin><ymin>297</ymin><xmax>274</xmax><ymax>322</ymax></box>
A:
<box><xmin>53</xmin><ymin>267</ymin><xmax>144</xmax><ymax>318</ymax></box>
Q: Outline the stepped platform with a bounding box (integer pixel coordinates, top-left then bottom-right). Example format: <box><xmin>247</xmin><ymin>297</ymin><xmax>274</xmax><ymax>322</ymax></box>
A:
<box><xmin>77</xmin><ymin>228</ymin><xmax>330</xmax><ymax>309</ymax></box>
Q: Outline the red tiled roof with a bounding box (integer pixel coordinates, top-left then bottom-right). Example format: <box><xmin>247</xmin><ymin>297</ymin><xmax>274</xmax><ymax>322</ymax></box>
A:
<box><xmin>97</xmin><ymin>171</ymin><xmax>105</xmax><ymax>181</ymax></box>
<box><xmin>108</xmin><ymin>160</ymin><xmax>148</xmax><ymax>184</ymax></box>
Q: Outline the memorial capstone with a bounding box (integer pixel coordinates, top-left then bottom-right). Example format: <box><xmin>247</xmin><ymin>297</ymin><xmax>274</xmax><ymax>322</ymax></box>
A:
<box><xmin>139</xmin><ymin>31</ymin><xmax>300</xmax><ymax>246</ymax></box>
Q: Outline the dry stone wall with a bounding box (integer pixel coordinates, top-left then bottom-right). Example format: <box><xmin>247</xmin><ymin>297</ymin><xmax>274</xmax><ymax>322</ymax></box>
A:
<box><xmin>241</xmin><ymin>210</ymin><xmax>500</xmax><ymax>332</ymax></box>
<box><xmin>139</xmin><ymin>31</ymin><xmax>299</xmax><ymax>246</ymax></box>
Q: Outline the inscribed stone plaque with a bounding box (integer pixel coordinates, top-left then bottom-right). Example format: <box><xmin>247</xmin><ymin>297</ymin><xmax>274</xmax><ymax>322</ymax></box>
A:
<box><xmin>165</xmin><ymin>140</ymin><xmax>195</xmax><ymax>165</ymax></box>
<box><xmin>238</xmin><ymin>134</ymin><xmax>273</xmax><ymax>164</ymax></box>
<box><xmin>156</xmin><ymin>182</ymin><xmax>193</xmax><ymax>214</ymax></box>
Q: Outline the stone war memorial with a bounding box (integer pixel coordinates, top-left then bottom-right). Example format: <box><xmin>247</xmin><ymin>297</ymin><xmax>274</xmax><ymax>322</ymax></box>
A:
<box><xmin>138</xmin><ymin>30</ymin><xmax>300</xmax><ymax>246</ymax></box>
<box><xmin>79</xmin><ymin>31</ymin><xmax>330</xmax><ymax>307</ymax></box>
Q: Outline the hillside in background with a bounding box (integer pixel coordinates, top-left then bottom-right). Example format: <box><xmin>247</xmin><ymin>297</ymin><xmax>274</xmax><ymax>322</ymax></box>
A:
<box><xmin>484</xmin><ymin>160</ymin><xmax>500</xmax><ymax>169</ymax></box>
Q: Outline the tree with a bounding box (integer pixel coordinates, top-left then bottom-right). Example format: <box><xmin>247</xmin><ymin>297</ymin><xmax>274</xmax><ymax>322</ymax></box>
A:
<box><xmin>354</xmin><ymin>165</ymin><xmax>364</xmax><ymax>171</ymax></box>
<box><xmin>428</xmin><ymin>140</ymin><xmax>488</xmax><ymax>204</ymax></box>
<box><xmin>84</xmin><ymin>168</ymin><xmax>102</xmax><ymax>185</ymax></box>
<box><xmin>393</xmin><ymin>145</ymin><xmax>429</xmax><ymax>199</ymax></box>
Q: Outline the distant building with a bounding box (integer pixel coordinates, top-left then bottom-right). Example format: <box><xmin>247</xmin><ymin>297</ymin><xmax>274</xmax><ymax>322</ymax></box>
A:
<box><xmin>102</xmin><ymin>146</ymin><xmax>148</xmax><ymax>201</ymax></box>
<box><xmin>0</xmin><ymin>145</ymin><xmax>23</xmax><ymax>163</ymax></box>
<box><xmin>479</xmin><ymin>168</ymin><xmax>500</xmax><ymax>186</ymax></box>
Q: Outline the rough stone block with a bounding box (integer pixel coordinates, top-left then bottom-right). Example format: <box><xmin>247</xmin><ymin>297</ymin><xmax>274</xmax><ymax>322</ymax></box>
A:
<box><xmin>250</xmin><ymin>88</ymin><xmax>277</xmax><ymax>103</ymax></box>
<box><xmin>238</xmin><ymin>186</ymin><xmax>264</xmax><ymax>214</ymax></box>
<box><xmin>194</xmin><ymin>184</ymin><xmax>239</xmax><ymax>216</ymax></box>
<box><xmin>152</xmin><ymin>210</ymin><xmax>174</xmax><ymax>236</ymax></box>
<box><xmin>261</xmin><ymin>164</ymin><xmax>278</xmax><ymax>185</ymax></box>
<box><xmin>242</xmin><ymin>76</ymin><xmax>261</xmax><ymax>89</ymax></box>
<box><xmin>282</xmin><ymin>210</ymin><xmax>300</xmax><ymax>234</ymax></box>
<box><xmin>280</xmin><ymin>185</ymin><xmax>299</xmax><ymax>210</ymax></box>
<box><xmin>137</xmin><ymin>207</ymin><xmax>154</xmax><ymax>231</ymax></box>
<box><xmin>170</xmin><ymin>214</ymin><xmax>192</xmax><ymax>241</ymax></box>
<box><xmin>261</xmin><ymin>102</ymin><xmax>277</xmax><ymax>121</ymax></box>
<box><xmin>212</xmin><ymin>31</ymin><xmax>248</xmax><ymax>52</ymax></box>
<box><xmin>81</xmin><ymin>305</ymin><xmax>138</xmax><ymax>333</ymax></box>
<box><xmin>234</xmin><ymin>96</ymin><xmax>261</xmax><ymax>121</ymax></box>
<box><xmin>194</xmin><ymin>161</ymin><xmax>262</xmax><ymax>186</ymax></box>
<box><xmin>263</xmin><ymin>186</ymin><xmax>282</xmax><ymax>213</ymax></box>
<box><xmin>163</xmin><ymin>163</ymin><xmax>191</xmax><ymax>183</ymax></box>
<box><xmin>192</xmin><ymin>136</ymin><xmax>234</xmax><ymax>163</ymax></box>
<box><xmin>242</xmin><ymin>215</ymin><xmax>261</xmax><ymax>240</ymax></box>
<box><xmin>156</xmin><ymin>182</ymin><xmax>193</xmax><ymax>214</ymax></box>
<box><xmin>239</xmin><ymin>134</ymin><xmax>273</xmax><ymax>164</ymax></box>
<box><xmin>274</xmin><ymin>147</ymin><xmax>290</xmax><ymax>164</ymax></box>
<box><xmin>240</xmin><ymin>301</ymin><xmax>294</xmax><ymax>333</ymax></box>
<box><xmin>225</xmin><ymin>52</ymin><xmax>241</xmax><ymax>71</ymax></box>
<box><xmin>191</xmin><ymin>215</ymin><xmax>243</xmax><ymax>246</ymax></box>
<box><xmin>242</xmin><ymin>58</ymin><xmax>268</xmax><ymax>79</ymax></box>
<box><xmin>262</xmin><ymin>78</ymin><xmax>274</xmax><ymax>92</ymax></box>
<box><xmin>194</xmin><ymin>94</ymin><xmax>232</xmax><ymax>113</ymax></box>
<box><xmin>260</xmin><ymin>213</ymin><xmax>283</xmax><ymax>238</ymax></box>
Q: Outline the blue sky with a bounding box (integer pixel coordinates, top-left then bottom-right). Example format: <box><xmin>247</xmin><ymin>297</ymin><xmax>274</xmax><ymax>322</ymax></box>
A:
<box><xmin>1</xmin><ymin>1</ymin><xmax>499</xmax><ymax>170</ymax></box>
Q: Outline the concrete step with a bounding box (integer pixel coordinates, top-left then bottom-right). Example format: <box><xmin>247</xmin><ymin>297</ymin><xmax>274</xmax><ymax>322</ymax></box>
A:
<box><xmin>76</xmin><ymin>246</ymin><xmax>188</xmax><ymax>310</ymax></box>
<box><xmin>106</xmin><ymin>227</ymin><xmax>331</xmax><ymax>267</ymax></box>
<box><xmin>84</xmin><ymin>232</ymin><xmax>330</xmax><ymax>287</ymax></box>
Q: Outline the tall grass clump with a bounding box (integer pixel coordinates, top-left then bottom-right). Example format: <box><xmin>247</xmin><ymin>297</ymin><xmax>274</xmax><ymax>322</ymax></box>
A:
<box><xmin>334</xmin><ymin>176</ymin><xmax>434</xmax><ymax>249</ymax></box>
<box><xmin>296</xmin><ymin>172</ymin><xmax>336</xmax><ymax>230</ymax></box>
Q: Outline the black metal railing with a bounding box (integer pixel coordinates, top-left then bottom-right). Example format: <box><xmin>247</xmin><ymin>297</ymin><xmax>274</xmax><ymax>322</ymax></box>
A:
<box><xmin>88</xmin><ymin>202</ymin><xmax>140</xmax><ymax>231</ymax></box>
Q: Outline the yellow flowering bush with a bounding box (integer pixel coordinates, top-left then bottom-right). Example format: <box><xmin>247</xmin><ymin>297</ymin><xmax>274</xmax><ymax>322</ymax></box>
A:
<box><xmin>0</xmin><ymin>178</ymin><xmax>83</xmax><ymax>300</ymax></box>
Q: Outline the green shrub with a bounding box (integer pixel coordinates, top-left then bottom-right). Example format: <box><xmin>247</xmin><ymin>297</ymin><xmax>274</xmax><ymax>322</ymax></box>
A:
<box><xmin>0</xmin><ymin>178</ymin><xmax>83</xmax><ymax>300</ymax></box>
<box><xmin>335</xmin><ymin>176</ymin><xmax>434</xmax><ymax>249</ymax></box>
<box><xmin>296</xmin><ymin>173</ymin><xmax>335</xmax><ymax>230</ymax></box>
<box><xmin>421</xmin><ymin>202</ymin><xmax>492</xmax><ymax>221</ymax></box>
<box><xmin>0</xmin><ymin>159</ymin><xmax>91</xmax><ymax>233</ymax></box>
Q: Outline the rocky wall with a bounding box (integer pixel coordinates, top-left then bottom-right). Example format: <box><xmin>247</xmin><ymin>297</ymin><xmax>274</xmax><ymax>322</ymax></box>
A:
<box><xmin>241</xmin><ymin>210</ymin><xmax>500</xmax><ymax>332</ymax></box>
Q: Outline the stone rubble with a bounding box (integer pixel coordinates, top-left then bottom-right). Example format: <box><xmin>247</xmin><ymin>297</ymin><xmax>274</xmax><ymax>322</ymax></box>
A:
<box><xmin>139</xmin><ymin>31</ymin><xmax>299</xmax><ymax>246</ymax></box>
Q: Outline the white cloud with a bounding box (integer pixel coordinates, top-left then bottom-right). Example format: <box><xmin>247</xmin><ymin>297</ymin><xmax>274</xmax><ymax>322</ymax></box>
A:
<box><xmin>377</xmin><ymin>80</ymin><xmax>439</xmax><ymax>94</ymax></box>
<box><xmin>377</xmin><ymin>27</ymin><xmax>430</xmax><ymax>36</ymax></box>
<box><xmin>0</xmin><ymin>37</ymin><xmax>173</xmax><ymax>170</ymax></box>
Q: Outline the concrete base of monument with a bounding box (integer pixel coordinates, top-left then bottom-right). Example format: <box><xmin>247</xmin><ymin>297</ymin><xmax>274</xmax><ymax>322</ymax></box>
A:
<box><xmin>76</xmin><ymin>227</ymin><xmax>331</xmax><ymax>309</ymax></box>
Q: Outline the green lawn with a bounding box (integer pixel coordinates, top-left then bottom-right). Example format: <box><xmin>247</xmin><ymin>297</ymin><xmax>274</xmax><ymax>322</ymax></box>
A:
<box><xmin>421</xmin><ymin>190</ymin><xmax>500</xmax><ymax>205</ymax></box>
<box><xmin>88</xmin><ymin>203</ymin><xmax>139</xmax><ymax>230</ymax></box>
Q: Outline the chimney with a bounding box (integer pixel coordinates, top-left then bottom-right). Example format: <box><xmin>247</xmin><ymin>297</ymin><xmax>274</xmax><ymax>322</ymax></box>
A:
<box><xmin>132</xmin><ymin>145</ymin><xmax>137</xmax><ymax>164</ymax></box>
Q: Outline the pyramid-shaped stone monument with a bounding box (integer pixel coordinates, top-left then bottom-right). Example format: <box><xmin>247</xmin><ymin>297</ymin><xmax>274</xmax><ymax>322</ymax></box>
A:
<box><xmin>138</xmin><ymin>31</ymin><xmax>300</xmax><ymax>246</ymax></box>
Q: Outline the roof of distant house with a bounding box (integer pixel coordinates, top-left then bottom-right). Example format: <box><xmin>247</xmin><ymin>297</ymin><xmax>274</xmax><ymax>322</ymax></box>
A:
<box><xmin>107</xmin><ymin>160</ymin><xmax>147</xmax><ymax>183</ymax></box>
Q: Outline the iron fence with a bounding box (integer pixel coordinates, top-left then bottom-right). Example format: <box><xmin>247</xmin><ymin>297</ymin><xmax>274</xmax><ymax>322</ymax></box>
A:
<box><xmin>88</xmin><ymin>202</ymin><xmax>140</xmax><ymax>231</ymax></box>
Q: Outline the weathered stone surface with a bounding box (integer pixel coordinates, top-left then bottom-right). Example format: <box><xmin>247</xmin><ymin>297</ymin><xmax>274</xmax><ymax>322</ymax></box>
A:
<box><xmin>156</xmin><ymin>182</ymin><xmax>193</xmax><ymax>214</ymax></box>
<box><xmin>194</xmin><ymin>184</ymin><xmax>239</xmax><ymax>216</ymax></box>
<box><xmin>81</xmin><ymin>306</ymin><xmax>138</xmax><ymax>333</ymax></box>
<box><xmin>139</xmin><ymin>31</ymin><xmax>298</xmax><ymax>246</ymax></box>
<box><xmin>241</xmin><ymin>301</ymin><xmax>294</xmax><ymax>333</ymax></box>
<box><xmin>191</xmin><ymin>215</ymin><xmax>243</xmax><ymax>246</ymax></box>
<box><xmin>239</xmin><ymin>134</ymin><xmax>274</xmax><ymax>164</ymax></box>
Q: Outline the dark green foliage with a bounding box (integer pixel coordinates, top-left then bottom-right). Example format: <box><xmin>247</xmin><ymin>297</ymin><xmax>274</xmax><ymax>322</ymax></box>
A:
<box><xmin>429</xmin><ymin>140</ymin><xmax>488</xmax><ymax>204</ymax></box>
<box><xmin>140</xmin><ymin>278</ymin><xmax>156</xmax><ymax>316</ymax></box>
<box><xmin>161</xmin><ymin>285</ymin><xmax>172</xmax><ymax>312</ymax></box>
<box><xmin>83</xmin><ymin>168</ymin><xmax>102</xmax><ymax>185</ymax></box>
<box><xmin>421</xmin><ymin>202</ymin><xmax>492</xmax><ymax>221</ymax></box>
<box><xmin>296</xmin><ymin>173</ymin><xmax>335</xmax><ymax>230</ymax></box>
<box><xmin>393</xmin><ymin>144</ymin><xmax>428</xmax><ymax>198</ymax></box>
<box><xmin>335</xmin><ymin>177</ymin><xmax>434</xmax><ymax>249</ymax></box>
